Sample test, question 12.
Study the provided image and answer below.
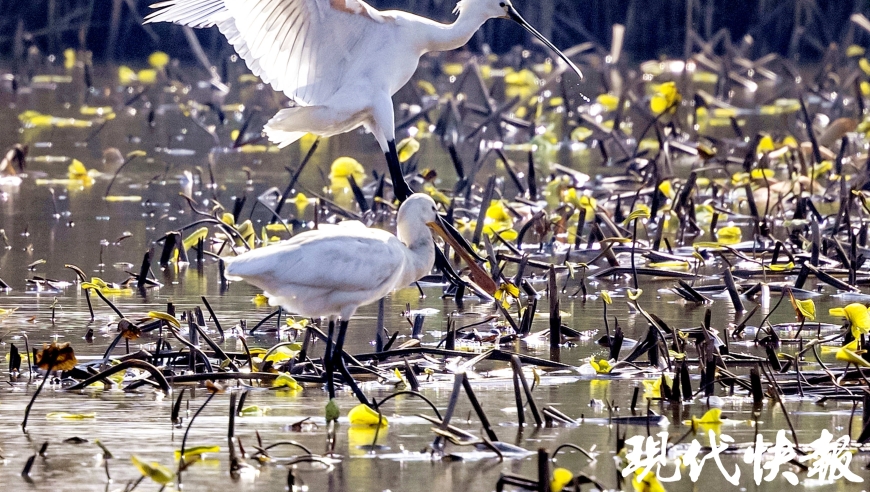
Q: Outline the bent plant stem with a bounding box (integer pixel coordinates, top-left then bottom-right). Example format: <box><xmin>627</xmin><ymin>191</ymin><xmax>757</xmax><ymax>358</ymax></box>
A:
<box><xmin>177</xmin><ymin>391</ymin><xmax>217</xmax><ymax>484</ymax></box>
<box><xmin>21</xmin><ymin>362</ymin><xmax>53</xmax><ymax>433</ymax></box>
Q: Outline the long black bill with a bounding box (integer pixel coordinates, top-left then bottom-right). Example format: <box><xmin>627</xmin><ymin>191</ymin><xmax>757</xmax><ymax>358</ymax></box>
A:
<box><xmin>505</xmin><ymin>6</ymin><xmax>584</xmax><ymax>80</ymax></box>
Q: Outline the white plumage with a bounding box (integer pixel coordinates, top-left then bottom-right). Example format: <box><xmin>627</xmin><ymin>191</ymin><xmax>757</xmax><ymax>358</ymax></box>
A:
<box><xmin>224</xmin><ymin>193</ymin><xmax>441</xmax><ymax>319</ymax></box>
<box><xmin>146</xmin><ymin>0</ymin><xmax>581</xmax><ymax>199</ymax></box>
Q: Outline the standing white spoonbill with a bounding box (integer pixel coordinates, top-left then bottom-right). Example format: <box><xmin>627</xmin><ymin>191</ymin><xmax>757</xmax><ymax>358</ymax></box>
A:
<box><xmin>224</xmin><ymin>193</ymin><xmax>458</xmax><ymax>401</ymax></box>
<box><xmin>145</xmin><ymin>0</ymin><xmax>583</xmax><ymax>201</ymax></box>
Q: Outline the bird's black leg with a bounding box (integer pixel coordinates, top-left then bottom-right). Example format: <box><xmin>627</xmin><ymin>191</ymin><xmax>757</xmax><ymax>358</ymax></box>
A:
<box><xmin>385</xmin><ymin>139</ymin><xmax>411</xmax><ymax>202</ymax></box>
<box><xmin>324</xmin><ymin>319</ymin><xmax>336</xmax><ymax>399</ymax></box>
<box><xmin>332</xmin><ymin>319</ymin><xmax>371</xmax><ymax>406</ymax></box>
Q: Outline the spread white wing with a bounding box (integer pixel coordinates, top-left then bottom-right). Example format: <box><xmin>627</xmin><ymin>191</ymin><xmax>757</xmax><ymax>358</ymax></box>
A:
<box><xmin>146</xmin><ymin>0</ymin><xmax>388</xmax><ymax>105</ymax></box>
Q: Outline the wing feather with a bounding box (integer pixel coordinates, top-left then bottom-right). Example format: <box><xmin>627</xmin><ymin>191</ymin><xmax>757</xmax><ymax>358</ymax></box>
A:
<box><xmin>225</xmin><ymin>229</ymin><xmax>406</xmax><ymax>294</ymax></box>
<box><xmin>146</xmin><ymin>0</ymin><xmax>388</xmax><ymax>105</ymax></box>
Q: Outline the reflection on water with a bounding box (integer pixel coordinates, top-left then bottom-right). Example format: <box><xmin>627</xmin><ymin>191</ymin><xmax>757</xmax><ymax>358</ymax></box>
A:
<box><xmin>0</xmin><ymin>61</ymin><xmax>866</xmax><ymax>492</ymax></box>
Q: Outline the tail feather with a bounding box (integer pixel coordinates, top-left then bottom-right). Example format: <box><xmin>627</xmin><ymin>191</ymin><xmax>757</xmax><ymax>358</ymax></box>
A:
<box><xmin>264</xmin><ymin>107</ymin><xmax>321</xmax><ymax>148</ymax></box>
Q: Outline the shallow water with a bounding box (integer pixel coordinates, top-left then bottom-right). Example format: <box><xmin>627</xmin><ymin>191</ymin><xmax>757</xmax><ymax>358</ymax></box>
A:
<box><xmin>0</xmin><ymin>60</ymin><xmax>868</xmax><ymax>492</ymax></box>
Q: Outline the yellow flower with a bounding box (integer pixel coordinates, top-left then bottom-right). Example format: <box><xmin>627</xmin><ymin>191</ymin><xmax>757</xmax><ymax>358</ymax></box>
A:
<box><xmin>835</xmin><ymin>339</ymin><xmax>870</xmax><ymax>368</ymax></box>
<box><xmin>756</xmin><ymin>134</ymin><xmax>775</xmax><ymax>153</ymax></box>
<box><xmin>830</xmin><ymin>303</ymin><xmax>870</xmax><ymax>337</ymax></box>
<box><xmin>329</xmin><ymin>157</ymin><xmax>365</xmax><ymax>188</ymax></box>
<box><xmin>716</xmin><ymin>225</ymin><xmax>742</xmax><ymax>245</ymax></box>
<box><xmin>272</xmin><ymin>373</ymin><xmax>302</xmax><ymax>390</ymax></box>
<box><xmin>396</xmin><ymin>136</ymin><xmax>420</xmax><ymax>163</ymax></box>
<box><xmin>348</xmin><ymin>404</ymin><xmax>388</xmax><ymax>427</ymax></box>
<box><xmin>641</xmin><ymin>379</ymin><xmax>661</xmax><ymax>399</ymax></box>
<box><xmin>650</xmin><ymin>81</ymin><xmax>681</xmax><ymax>115</ymax></box>
<box><xmin>494</xmin><ymin>282</ymin><xmax>520</xmax><ymax>309</ymax></box>
<box><xmin>632</xmin><ymin>468</ymin><xmax>666</xmax><ymax>492</ymax></box>
<box><xmin>131</xmin><ymin>456</ymin><xmax>174</xmax><ymax>485</ymax></box>
<box><xmin>623</xmin><ymin>205</ymin><xmax>651</xmax><ymax>225</ymax></box>
<box><xmin>683</xmin><ymin>408</ymin><xmax>724</xmax><ymax>434</ymax></box>
<box><xmin>550</xmin><ymin>468</ymin><xmax>574</xmax><ymax>492</ymax></box>
<box><xmin>596</xmin><ymin>93</ymin><xmax>619</xmax><ymax>112</ymax></box>
<box><xmin>792</xmin><ymin>298</ymin><xmax>816</xmax><ymax>321</ymax></box>
<box><xmin>148</xmin><ymin>51</ymin><xmax>170</xmax><ymax>69</ymax></box>
<box><xmin>600</xmin><ymin>290</ymin><xmax>612</xmax><ymax>305</ymax></box>
<box><xmin>627</xmin><ymin>288</ymin><xmax>643</xmax><ymax>301</ymax></box>
<box><xmin>589</xmin><ymin>357</ymin><xmax>613</xmax><ymax>374</ymax></box>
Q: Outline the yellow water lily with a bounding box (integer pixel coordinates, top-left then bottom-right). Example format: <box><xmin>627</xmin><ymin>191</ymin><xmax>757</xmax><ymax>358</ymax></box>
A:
<box><xmin>756</xmin><ymin>134</ymin><xmax>776</xmax><ymax>154</ymax></box>
<box><xmin>648</xmin><ymin>261</ymin><xmax>689</xmax><ymax>271</ymax></box>
<box><xmin>272</xmin><ymin>373</ymin><xmax>302</xmax><ymax>391</ymax></box>
<box><xmin>239</xmin><ymin>405</ymin><xmax>271</xmax><ymax>416</ymax></box>
<box><xmin>46</xmin><ymin>412</ymin><xmax>96</xmax><ymax>420</ymax></box>
<box><xmin>830</xmin><ymin>303</ymin><xmax>870</xmax><ymax>337</ymax></box>
<box><xmin>600</xmin><ymin>290</ymin><xmax>612</xmax><ymax>305</ymax></box>
<box><xmin>623</xmin><ymin>205</ymin><xmax>651</xmax><ymax>225</ymax></box>
<box><xmin>264</xmin><ymin>345</ymin><xmax>301</xmax><ymax>363</ymax></box>
<box><xmin>146</xmin><ymin>311</ymin><xmax>182</xmax><ymax>329</ymax></box>
<box><xmin>641</xmin><ymin>379</ymin><xmax>662</xmax><ymax>399</ymax></box>
<box><xmin>348</xmin><ymin>404</ymin><xmax>388</xmax><ymax>427</ymax></box>
<box><xmin>81</xmin><ymin>277</ymin><xmax>132</xmax><ymax>295</ymax></box>
<box><xmin>174</xmin><ymin>445</ymin><xmax>219</xmax><ymax>461</ymax></box>
<box><xmin>182</xmin><ymin>227</ymin><xmax>209</xmax><ymax>251</ymax></box>
<box><xmin>19</xmin><ymin>110</ymin><xmax>93</xmax><ymax>129</ymax></box>
<box><xmin>589</xmin><ymin>357</ymin><xmax>613</xmax><ymax>374</ymax></box>
<box><xmin>148</xmin><ymin>51</ymin><xmax>170</xmax><ymax>69</ymax></box>
<box><xmin>766</xmin><ymin>262</ymin><xmax>795</xmax><ymax>272</ymax></box>
<box><xmin>596</xmin><ymin>93</ymin><xmax>619</xmax><ymax>112</ymax></box>
<box><xmin>482</xmin><ymin>200</ymin><xmax>515</xmax><ymax>238</ymax></box>
<box><xmin>396</xmin><ymin>136</ymin><xmax>420</xmax><ymax>162</ymax></box>
<box><xmin>131</xmin><ymin>456</ymin><xmax>174</xmax><ymax>485</ymax></box>
<box><xmin>835</xmin><ymin>339</ymin><xmax>870</xmax><ymax>368</ymax></box>
<box><xmin>632</xmin><ymin>468</ymin><xmax>666</xmax><ymax>492</ymax></box>
<box><xmin>551</xmin><ymin>467</ymin><xmax>574</xmax><ymax>492</ymax></box>
<box><xmin>847</xmin><ymin>45</ymin><xmax>866</xmax><ymax>57</ymax></box>
<box><xmin>627</xmin><ymin>288</ymin><xmax>643</xmax><ymax>301</ymax></box>
<box><xmin>684</xmin><ymin>408</ymin><xmax>724</xmax><ymax>434</ymax></box>
<box><xmin>789</xmin><ymin>296</ymin><xmax>815</xmax><ymax>322</ymax></box>
<box><xmin>716</xmin><ymin>225</ymin><xmax>742</xmax><ymax>245</ymax></box>
<box><xmin>494</xmin><ymin>281</ymin><xmax>520</xmax><ymax>309</ymax></box>
<box><xmin>650</xmin><ymin>81</ymin><xmax>681</xmax><ymax>115</ymax></box>
<box><xmin>504</xmin><ymin>68</ymin><xmax>539</xmax><ymax>99</ymax></box>
<box><xmin>67</xmin><ymin>159</ymin><xmax>95</xmax><ymax>187</ymax></box>
<box><xmin>329</xmin><ymin>157</ymin><xmax>366</xmax><ymax>188</ymax></box>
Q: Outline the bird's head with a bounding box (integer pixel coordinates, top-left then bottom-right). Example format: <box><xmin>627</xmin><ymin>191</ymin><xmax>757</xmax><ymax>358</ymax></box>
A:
<box><xmin>471</xmin><ymin>0</ymin><xmax>584</xmax><ymax>80</ymax></box>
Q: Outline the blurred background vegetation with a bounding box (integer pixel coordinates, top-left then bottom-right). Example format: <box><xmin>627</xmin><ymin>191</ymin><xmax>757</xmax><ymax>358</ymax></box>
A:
<box><xmin>0</xmin><ymin>0</ymin><xmax>867</xmax><ymax>63</ymax></box>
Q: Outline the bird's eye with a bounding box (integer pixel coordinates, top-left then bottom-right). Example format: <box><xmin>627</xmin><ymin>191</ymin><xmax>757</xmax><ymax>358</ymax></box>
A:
<box><xmin>499</xmin><ymin>1</ymin><xmax>505</xmax><ymax>6</ymax></box>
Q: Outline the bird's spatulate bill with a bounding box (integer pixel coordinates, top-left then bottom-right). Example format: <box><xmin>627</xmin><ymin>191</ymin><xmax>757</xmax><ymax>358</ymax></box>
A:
<box><xmin>505</xmin><ymin>6</ymin><xmax>584</xmax><ymax>80</ymax></box>
<box><xmin>428</xmin><ymin>219</ymin><xmax>498</xmax><ymax>295</ymax></box>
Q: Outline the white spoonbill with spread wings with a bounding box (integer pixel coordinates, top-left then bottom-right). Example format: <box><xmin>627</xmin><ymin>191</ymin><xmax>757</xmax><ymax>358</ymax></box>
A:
<box><xmin>146</xmin><ymin>0</ymin><xmax>583</xmax><ymax>200</ymax></box>
<box><xmin>224</xmin><ymin>193</ymin><xmax>461</xmax><ymax>401</ymax></box>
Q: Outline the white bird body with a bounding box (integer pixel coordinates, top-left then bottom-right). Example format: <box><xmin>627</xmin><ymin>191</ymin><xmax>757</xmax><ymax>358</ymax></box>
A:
<box><xmin>146</xmin><ymin>0</ymin><xmax>581</xmax><ymax>185</ymax></box>
<box><xmin>224</xmin><ymin>193</ymin><xmax>439</xmax><ymax>319</ymax></box>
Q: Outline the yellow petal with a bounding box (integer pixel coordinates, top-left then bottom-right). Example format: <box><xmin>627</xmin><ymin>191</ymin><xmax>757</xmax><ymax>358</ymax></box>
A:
<box><xmin>148</xmin><ymin>51</ymin><xmax>170</xmax><ymax>69</ymax></box>
<box><xmin>348</xmin><ymin>404</ymin><xmax>388</xmax><ymax>427</ymax></box>
<box><xmin>272</xmin><ymin>373</ymin><xmax>302</xmax><ymax>391</ymax></box>
<box><xmin>147</xmin><ymin>311</ymin><xmax>181</xmax><ymax>329</ymax></box>
<box><xmin>174</xmin><ymin>445</ymin><xmax>220</xmax><ymax>461</ymax></box>
<box><xmin>551</xmin><ymin>467</ymin><xmax>574</xmax><ymax>492</ymax></box>
<box><xmin>131</xmin><ymin>456</ymin><xmax>174</xmax><ymax>485</ymax></box>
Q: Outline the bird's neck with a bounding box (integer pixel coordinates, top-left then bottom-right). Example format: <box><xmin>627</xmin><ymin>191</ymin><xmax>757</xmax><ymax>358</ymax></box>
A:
<box><xmin>398</xmin><ymin>225</ymin><xmax>436</xmax><ymax>286</ymax></box>
<box><xmin>420</xmin><ymin>7</ymin><xmax>491</xmax><ymax>53</ymax></box>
